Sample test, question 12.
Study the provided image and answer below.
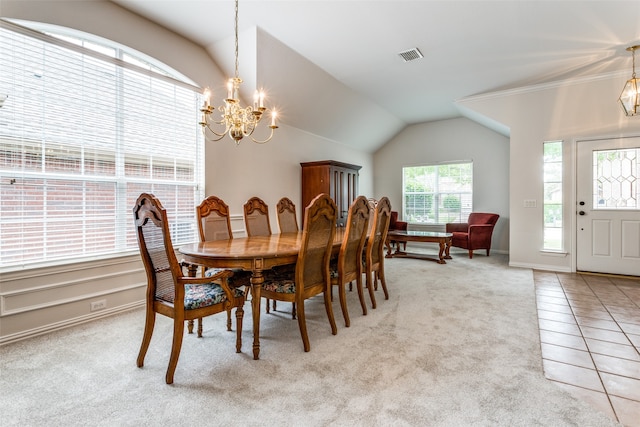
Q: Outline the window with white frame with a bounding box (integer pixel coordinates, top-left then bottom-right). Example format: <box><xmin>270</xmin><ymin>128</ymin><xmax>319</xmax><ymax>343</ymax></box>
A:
<box><xmin>402</xmin><ymin>162</ymin><xmax>473</xmax><ymax>224</ymax></box>
<box><xmin>0</xmin><ymin>20</ymin><xmax>204</xmax><ymax>269</ymax></box>
<box><xmin>543</xmin><ymin>141</ymin><xmax>563</xmax><ymax>251</ymax></box>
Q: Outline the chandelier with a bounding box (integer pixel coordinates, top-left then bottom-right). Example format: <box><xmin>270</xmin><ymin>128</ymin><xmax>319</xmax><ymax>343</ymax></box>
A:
<box><xmin>199</xmin><ymin>0</ymin><xmax>278</xmax><ymax>144</ymax></box>
<box><xmin>619</xmin><ymin>45</ymin><xmax>640</xmax><ymax>117</ymax></box>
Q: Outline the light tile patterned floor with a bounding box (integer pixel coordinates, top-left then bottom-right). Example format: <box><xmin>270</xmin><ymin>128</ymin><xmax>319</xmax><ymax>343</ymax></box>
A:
<box><xmin>534</xmin><ymin>271</ymin><xmax>640</xmax><ymax>426</ymax></box>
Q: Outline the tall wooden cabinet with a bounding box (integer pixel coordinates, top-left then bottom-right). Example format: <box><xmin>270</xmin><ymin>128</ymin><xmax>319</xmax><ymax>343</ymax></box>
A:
<box><xmin>300</xmin><ymin>160</ymin><xmax>361</xmax><ymax>227</ymax></box>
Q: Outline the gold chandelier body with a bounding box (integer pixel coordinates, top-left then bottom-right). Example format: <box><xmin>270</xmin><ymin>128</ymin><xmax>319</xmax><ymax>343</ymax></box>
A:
<box><xmin>199</xmin><ymin>0</ymin><xmax>278</xmax><ymax>144</ymax></box>
<box><xmin>619</xmin><ymin>45</ymin><xmax>640</xmax><ymax>117</ymax></box>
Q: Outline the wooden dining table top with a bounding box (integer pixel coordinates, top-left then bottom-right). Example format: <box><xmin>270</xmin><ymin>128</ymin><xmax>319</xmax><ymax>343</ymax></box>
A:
<box><xmin>179</xmin><ymin>228</ymin><xmax>346</xmax><ymax>270</ymax></box>
<box><xmin>178</xmin><ymin>227</ymin><xmax>347</xmax><ymax>360</ymax></box>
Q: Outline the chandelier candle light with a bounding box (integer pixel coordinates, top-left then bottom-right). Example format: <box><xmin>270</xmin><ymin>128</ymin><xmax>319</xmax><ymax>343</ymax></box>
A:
<box><xmin>200</xmin><ymin>0</ymin><xmax>278</xmax><ymax>144</ymax></box>
<box><xmin>619</xmin><ymin>45</ymin><xmax>640</xmax><ymax>117</ymax></box>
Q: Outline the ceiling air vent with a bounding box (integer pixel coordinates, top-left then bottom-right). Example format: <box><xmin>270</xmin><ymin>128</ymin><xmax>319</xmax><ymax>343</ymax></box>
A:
<box><xmin>398</xmin><ymin>47</ymin><xmax>423</xmax><ymax>62</ymax></box>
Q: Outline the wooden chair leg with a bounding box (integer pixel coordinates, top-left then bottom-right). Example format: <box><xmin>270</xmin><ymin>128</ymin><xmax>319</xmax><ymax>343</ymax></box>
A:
<box><xmin>291</xmin><ymin>302</ymin><xmax>297</xmax><ymax>319</ymax></box>
<box><xmin>469</xmin><ymin>250</ymin><xmax>473</xmax><ymax>258</ymax></box>
<box><xmin>296</xmin><ymin>300</ymin><xmax>311</xmax><ymax>352</ymax></box>
<box><xmin>235</xmin><ymin>306</ymin><xmax>244</xmax><ymax>353</ymax></box>
<box><xmin>366</xmin><ymin>270</ymin><xmax>377</xmax><ymax>309</ymax></box>
<box><xmin>187</xmin><ymin>319</ymin><xmax>194</xmax><ymax>334</ymax></box>
<box><xmin>356</xmin><ymin>275</ymin><xmax>367</xmax><ymax>316</ymax></box>
<box><xmin>197</xmin><ymin>318</ymin><xmax>203</xmax><ymax>337</ymax></box>
<box><xmin>379</xmin><ymin>266</ymin><xmax>389</xmax><ymax>300</ymax></box>
<box><xmin>137</xmin><ymin>309</ymin><xmax>156</xmax><ymax>368</ymax></box>
<box><xmin>323</xmin><ymin>290</ymin><xmax>338</xmax><ymax>336</ymax></box>
<box><xmin>338</xmin><ymin>283</ymin><xmax>350</xmax><ymax>327</ymax></box>
<box><xmin>226</xmin><ymin>309</ymin><xmax>232</xmax><ymax>331</ymax></box>
<box><xmin>166</xmin><ymin>318</ymin><xmax>185</xmax><ymax>384</ymax></box>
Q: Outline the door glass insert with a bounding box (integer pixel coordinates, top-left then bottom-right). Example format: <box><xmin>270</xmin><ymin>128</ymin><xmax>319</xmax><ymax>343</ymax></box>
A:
<box><xmin>593</xmin><ymin>148</ymin><xmax>639</xmax><ymax>210</ymax></box>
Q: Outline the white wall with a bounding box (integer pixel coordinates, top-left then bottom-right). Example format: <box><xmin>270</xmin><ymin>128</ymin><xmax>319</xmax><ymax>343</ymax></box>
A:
<box><xmin>458</xmin><ymin>74</ymin><xmax>640</xmax><ymax>272</ymax></box>
<box><xmin>203</xmin><ymin>123</ymin><xmax>372</xmax><ymax>230</ymax></box>
<box><xmin>0</xmin><ymin>0</ymin><xmax>373</xmax><ymax>343</ymax></box>
<box><xmin>374</xmin><ymin>117</ymin><xmax>510</xmax><ymax>254</ymax></box>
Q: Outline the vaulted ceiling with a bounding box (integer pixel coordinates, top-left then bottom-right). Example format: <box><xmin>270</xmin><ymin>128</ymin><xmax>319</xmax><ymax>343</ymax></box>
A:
<box><xmin>111</xmin><ymin>0</ymin><xmax>640</xmax><ymax>152</ymax></box>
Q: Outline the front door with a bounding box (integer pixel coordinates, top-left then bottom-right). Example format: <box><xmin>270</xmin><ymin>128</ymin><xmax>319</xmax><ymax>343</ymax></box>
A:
<box><xmin>576</xmin><ymin>137</ymin><xmax>640</xmax><ymax>276</ymax></box>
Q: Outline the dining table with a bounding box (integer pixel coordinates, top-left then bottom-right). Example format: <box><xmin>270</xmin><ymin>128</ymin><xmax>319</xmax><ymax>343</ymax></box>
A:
<box><xmin>179</xmin><ymin>228</ymin><xmax>346</xmax><ymax>360</ymax></box>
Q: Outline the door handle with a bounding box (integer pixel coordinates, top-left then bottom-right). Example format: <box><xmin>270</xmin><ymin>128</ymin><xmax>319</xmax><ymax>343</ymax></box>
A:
<box><xmin>579</xmin><ymin>211</ymin><xmax>586</xmax><ymax>216</ymax></box>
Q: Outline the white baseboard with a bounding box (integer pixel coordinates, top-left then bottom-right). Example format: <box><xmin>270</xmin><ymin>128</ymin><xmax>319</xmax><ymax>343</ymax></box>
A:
<box><xmin>0</xmin><ymin>301</ymin><xmax>144</xmax><ymax>346</ymax></box>
<box><xmin>508</xmin><ymin>261</ymin><xmax>572</xmax><ymax>273</ymax></box>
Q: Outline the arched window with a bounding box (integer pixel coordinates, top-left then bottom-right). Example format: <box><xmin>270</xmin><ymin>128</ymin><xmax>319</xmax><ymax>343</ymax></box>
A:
<box><xmin>0</xmin><ymin>19</ymin><xmax>204</xmax><ymax>269</ymax></box>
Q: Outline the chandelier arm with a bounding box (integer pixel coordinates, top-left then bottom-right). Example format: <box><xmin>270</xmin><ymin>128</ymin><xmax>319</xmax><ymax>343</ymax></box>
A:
<box><xmin>249</xmin><ymin>126</ymin><xmax>278</xmax><ymax>144</ymax></box>
<box><xmin>203</xmin><ymin>123</ymin><xmax>229</xmax><ymax>141</ymax></box>
<box><xmin>201</xmin><ymin>109</ymin><xmax>232</xmax><ymax>139</ymax></box>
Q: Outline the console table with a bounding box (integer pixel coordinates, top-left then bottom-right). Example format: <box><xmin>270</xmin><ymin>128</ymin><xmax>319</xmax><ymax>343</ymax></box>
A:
<box><xmin>385</xmin><ymin>230</ymin><xmax>453</xmax><ymax>264</ymax></box>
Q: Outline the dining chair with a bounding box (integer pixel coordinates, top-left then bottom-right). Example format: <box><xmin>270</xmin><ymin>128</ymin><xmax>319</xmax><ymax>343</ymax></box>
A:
<box><xmin>243</xmin><ymin>196</ymin><xmax>294</xmax><ymax>317</ymax></box>
<box><xmin>133</xmin><ymin>193</ymin><xmax>245</xmax><ymax>384</ymax></box>
<box><xmin>276</xmin><ymin>197</ymin><xmax>299</xmax><ymax>233</ymax></box>
<box><xmin>197</xmin><ymin>195</ymin><xmax>233</xmax><ymax>242</ymax></box>
<box><xmin>197</xmin><ymin>195</ymin><xmax>252</xmax><ymax>331</ymax></box>
<box><xmin>260</xmin><ymin>193</ymin><xmax>338</xmax><ymax>352</ymax></box>
<box><xmin>330</xmin><ymin>195</ymin><xmax>370</xmax><ymax>326</ymax></box>
<box><xmin>363</xmin><ymin>196</ymin><xmax>392</xmax><ymax>309</ymax></box>
<box><xmin>243</xmin><ymin>196</ymin><xmax>272</xmax><ymax>237</ymax></box>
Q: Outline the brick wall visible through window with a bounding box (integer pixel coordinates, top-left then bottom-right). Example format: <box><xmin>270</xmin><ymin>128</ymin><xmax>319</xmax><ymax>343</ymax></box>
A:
<box><xmin>0</xmin><ymin>21</ymin><xmax>204</xmax><ymax>268</ymax></box>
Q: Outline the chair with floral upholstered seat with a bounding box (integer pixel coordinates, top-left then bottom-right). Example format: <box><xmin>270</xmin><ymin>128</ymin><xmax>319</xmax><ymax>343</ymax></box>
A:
<box><xmin>133</xmin><ymin>193</ymin><xmax>244</xmax><ymax>384</ymax></box>
<box><xmin>244</xmin><ymin>196</ymin><xmax>295</xmax><ymax>318</ymax></box>
<box><xmin>196</xmin><ymin>195</ymin><xmax>253</xmax><ymax>332</ymax></box>
<box><xmin>330</xmin><ymin>195</ymin><xmax>370</xmax><ymax>327</ymax></box>
<box><xmin>260</xmin><ymin>193</ymin><xmax>338</xmax><ymax>352</ymax></box>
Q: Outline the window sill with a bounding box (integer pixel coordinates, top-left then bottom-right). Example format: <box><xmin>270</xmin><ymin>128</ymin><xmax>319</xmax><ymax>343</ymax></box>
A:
<box><xmin>539</xmin><ymin>250</ymin><xmax>568</xmax><ymax>257</ymax></box>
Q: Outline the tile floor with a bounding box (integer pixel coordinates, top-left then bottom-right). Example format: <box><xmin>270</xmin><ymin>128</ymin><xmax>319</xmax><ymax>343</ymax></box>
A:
<box><xmin>534</xmin><ymin>270</ymin><xmax>640</xmax><ymax>426</ymax></box>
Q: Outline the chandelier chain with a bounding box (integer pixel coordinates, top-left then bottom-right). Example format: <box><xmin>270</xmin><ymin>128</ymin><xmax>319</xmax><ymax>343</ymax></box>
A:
<box><xmin>234</xmin><ymin>0</ymin><xmax>239</xmax><ymax>79</ymax></box>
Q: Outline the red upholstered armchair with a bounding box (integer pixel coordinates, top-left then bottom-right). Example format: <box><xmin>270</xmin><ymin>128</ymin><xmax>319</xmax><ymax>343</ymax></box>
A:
<box><xmin>445</xmin><ymin>213</ymin><xmax>499</xmax><ymax>258</ymax></box>
<box><xmin>388</xmin><ymin>211</ymin><xmax>408</xmax><ymax>250</ymax></box>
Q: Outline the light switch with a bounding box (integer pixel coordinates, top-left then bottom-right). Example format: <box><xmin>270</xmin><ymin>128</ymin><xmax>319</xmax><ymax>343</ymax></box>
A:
<box><xmin>523</xmin><ymin>199</ymin><xmax>537</xmax><ymax>208</ymax></box>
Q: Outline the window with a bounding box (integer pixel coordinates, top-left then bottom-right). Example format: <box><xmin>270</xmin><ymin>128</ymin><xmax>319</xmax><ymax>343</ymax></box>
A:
<box><xmin>0</xmin><ymin>20</ymin><xmax>204</xmax><ymax>269</ymax></box>
<box><xmin>543</xmin><ymin>141</ymin><xmax>563</xmax><ymax>251</ymax></box>
<box><xmin>592</xmin><ymin>148</ymin><xmax>639</xmax><ymax>210</ymax></box>
<box><xmin>403</xmin><ymin>162</ymin><xmax>473</xmax><ymax>224</ymax></box>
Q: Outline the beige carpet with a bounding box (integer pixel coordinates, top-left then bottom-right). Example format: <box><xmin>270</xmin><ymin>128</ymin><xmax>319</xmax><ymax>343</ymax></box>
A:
<box><xmin>0</xmin><ymin>248</ymin><xmax>620</xmax><ymax>426</ymax></box>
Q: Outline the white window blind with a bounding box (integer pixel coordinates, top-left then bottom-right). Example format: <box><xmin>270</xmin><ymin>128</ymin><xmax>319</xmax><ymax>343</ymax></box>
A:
<box><xmin>0</xmin><ymin>20</ymin><xmax>204</xmax><ymax>269</ymax></box>
<box><xmin>402</xmin><ymin>162</ymin><xmax>473</xmax><ymax>224</ymax></box>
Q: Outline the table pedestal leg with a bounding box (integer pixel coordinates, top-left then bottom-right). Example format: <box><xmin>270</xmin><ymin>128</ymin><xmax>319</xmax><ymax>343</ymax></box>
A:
<box><xmin>250</xmin><ymin>271</ymin><xmax>264</xmax><ymax>360</ymax></box>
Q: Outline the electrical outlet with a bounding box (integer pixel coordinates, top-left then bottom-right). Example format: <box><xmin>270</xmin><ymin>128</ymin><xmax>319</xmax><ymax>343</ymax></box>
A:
<box><xmin>90</xmin><ymin>299</ymin><xmax>107</xmax><ymax>312</ymax></box>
